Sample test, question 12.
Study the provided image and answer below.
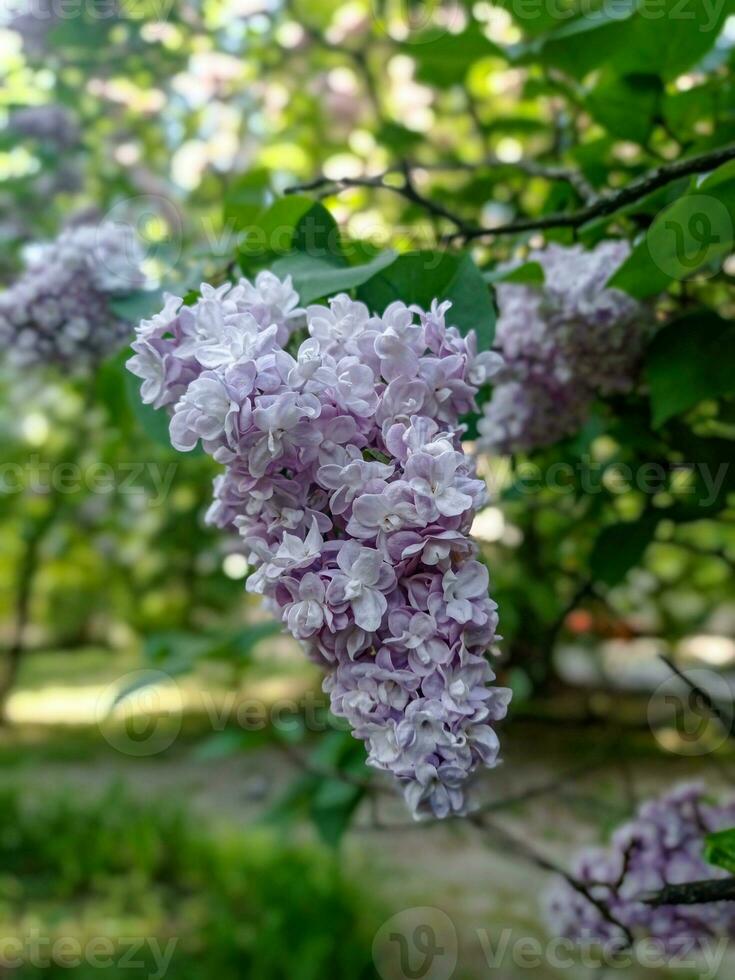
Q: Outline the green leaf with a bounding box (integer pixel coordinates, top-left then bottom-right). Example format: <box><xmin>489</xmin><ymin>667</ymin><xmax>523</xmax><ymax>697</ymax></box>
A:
<box><xmin>266</xmin><ymin>730</ymin><xmax>368</xmax><ymax>847</ymax></box>
<box><xmin>201</xmin><ymin>621</ymin><xmax>282</xmax><ymax>662</ymax></box>
<box><xmin>143</xmin><ymin>623</ymin><xmax>281</xmax><ymax>672</ymax></box>
<box><xmin>310</xmin><ymin>778</ymin><xmax>364</xmax><ymax>849</ymax></box>
<box><xmin>271</xmin><ymin>249</ymin><xmax>398</xmax><ymax>304</ymax></box>
<box><xmin>589</xmin><ymin>513</ymin><xmax>659</xmax><ymax>586</ymax></box>
<box><xmin>408</xmin><ymin>25</ymin><xmax>503</xmax><ymax>88</ymax></box>
<box><xmin>292</xmin><ymin>201</ymin><xmax>344</xmax><ymax>259</ymax></box>
<box><xmin>585</xmin><ymin>72</ymin><xmax>661</xmax><ymax>144</ymax></box>
<box><xmin>519</xmin><ymin>0</ymin><xmax>734</xmax><ymax>81</ymax></box>
<box><xmin>254</xmin><ymin>195</ymin><xmax>315</xmax><ymax>246</ymax></box>
<box><xmin>646</xmin><ymin>312</ymin><xmax>735</xmax><ymax>426</ymax></box>
<box><xmin>193</xmin><ymin>731</ymin><xmax>251</xmax><ymax>761</ymax></box>
<box><xmin>663</xmin><ymin>83</ymin><xmax>717</xmax><ymax>141</ymax></box>
<box><xmin>512</xmin><ymin>2</ymin><xmax>638</xmax><ymax>79</ymax></box>
<box><xmin>109</xmin><ymin>289</ymin><xmax>164</xmax><ymax>324</ymax></box>
<box><xmin>96</xmin><ymin>348</ymin><xmax>134</xmax><ymax>429</ymax></box>
<box><xmin>223</xmin><ymin>168</ymin><xmax>271</xmax><ymax>231</ymax></box>
<box><xmin>485</xmin><ymin>261</ymin><xmax>544</xmax><ymax>285</ymax></box>
<box><xmin>704</xmin><ymin>828</ymin><xmax>735</xmax><ymax>874</ymax></box>
<box><xmin>99</xmin><ymin>345</ymin><xmax>175</xmax><ymax>449</ymax></box>
<box><xmin>124</xmin><ymin>361</ymin><xmax>174</xmax><ymax>448</ymax></box>
<box><xmin>112</xmin><ymin>667</ymin><xmax>183</xmax><ymax>706</ymax></box>
<box><xmin>357</xmin><ymin>251</ymin><xmax>496</xmax><ymax>349</ymax></box>
<box><xmin>376</xmin><ymin>121</ymin><xmax>423</xmax><ymax>155</ymax></box>
<box><xmin>460</xmin><ymin>385</ymin><xmax>494</xmax><ymax>441</ymax></box>
<box><xmin>608</xmin><ymin>160</ymin><xmax>735</xmax><ymax>297</ymax></box>
<box><xmin>240</xmin><ymin>197</ymin><xmax>345</xmax><ymax>266</ymax></box>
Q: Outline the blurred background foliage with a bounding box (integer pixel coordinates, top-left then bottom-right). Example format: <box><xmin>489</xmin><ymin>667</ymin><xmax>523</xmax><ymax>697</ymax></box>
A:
<box><xmin>1</xmin><ymin>0</ymin><xmax>735</xmax><ymax>976</ymax></box>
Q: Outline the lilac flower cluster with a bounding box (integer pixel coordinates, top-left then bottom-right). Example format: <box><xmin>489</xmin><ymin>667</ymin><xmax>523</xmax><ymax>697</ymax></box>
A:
<box><xmin>478</xmin><ymin>242</ymin><xmax>646</xmax><ymax>454</ymax></box>
<box><xmin>127</xmin><ymin>273</ymin><xmax>511</xmax><ymax>818</ymax></box>
<box><xmin>0</xmin><ymin>223</ymin><xmax>145</xmax><ymax>371</ymax></box>
<box><xmin>6</xmin><ymin>0</ymin><xmax>58</xmax><ymax>57</ymax></box>
<box><xmin>6</xmin><ymin>105</ymin><xmax>80</xmax><ymax>149</ymax></box>
<box><xmin>545</xmin><ymin>782</ymin><xmax>735</xmax><ymax>953</ymax></box>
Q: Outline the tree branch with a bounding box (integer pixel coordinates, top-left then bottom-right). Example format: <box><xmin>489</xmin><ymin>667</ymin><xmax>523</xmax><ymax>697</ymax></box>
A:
<box><xmin>286</xmin><ymin>165</ymin><xmax>472</xmax><ymax>231</ymax></box>
<box><xmin>641</xmin><ymin>878</ymin><xmax>735</xmax><ymax>907</ymax></box>
<box><xmin>285</xmin><ymin>153</ymin><xmax>598</xmax><ymax>232</ymax></box>
<box><xmin>286</xmin><ymin>156</ymin><xmax>595</xmax><ymax>198</ymax></box>
<box><xmin>286</xmin><ymin>145</ymin><xmax>734</xmax><ymax>244</ymax></box>
<box><xmin>444</xmin><ymin>143</ymin><xmax>735</xmax><ymax>243</ymax></box>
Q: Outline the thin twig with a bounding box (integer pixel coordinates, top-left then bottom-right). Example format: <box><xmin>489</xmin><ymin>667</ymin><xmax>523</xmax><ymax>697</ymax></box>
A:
<box><xmin>286</xmin><ymin>156</ymin><xmax>596</xmax><ymax>198</ymax></box>
<box><xmin>399</xmin><ymin>160</ymin><xmax>473</xmax><ymax>231</ymax></box>
<box><xmin>277</xmin><ymin>741</ymin><xmax>383</xmax><ymax>793</ymax></box>
<box><xmin>470</xmin><ymin>813</ymin><xmax>635</xmax><ymax>947</ymax></box>
<box><xmin>359</xmin><ymin>753</ymin><xmax>613</xmax><ymax>831</ymax></box>
<box><xmin>285</xmin><ymin>156</ymin><xmax>595</xmax><ymax>229</ymax></box>
<box><xmin>545</xmin><ymin>579</ymin><xmax>594</xmax><ymax>656</ymax></box>
<box><xmin>287</xmin><ymin>167</ymin><xmax>472</xmax><ymax>231</ymax></box>
<box><xmin>659</xmin><ymin>654</ymin><xmax>735</xmax><ymax>737</ymax></box>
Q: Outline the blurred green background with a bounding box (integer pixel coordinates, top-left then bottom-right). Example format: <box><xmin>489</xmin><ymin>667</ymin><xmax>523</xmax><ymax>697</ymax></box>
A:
<box><xmin>1</xmin><ymin>1</ymin><xmax>735</xmax><ymax>977</ymax></box>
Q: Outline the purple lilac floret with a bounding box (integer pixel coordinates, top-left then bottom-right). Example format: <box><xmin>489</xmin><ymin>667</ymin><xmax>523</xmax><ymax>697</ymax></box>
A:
<box><xmin>127</xmin><ymin>271</ymin><xmax>512</xmax><ymax>819</ymax></box>
<box><xmin>0</xmin><ymin>223</ymin><xmax>145</xmax><ymax>372</ymax></box>
<box><xmin>544</xmin><ymin>782</ymin><xmax>735</xmax><ymax>953</ymax></box>
<box><xmin>478</xmin><ymin>242</ymin><xmax>647</xmax><ymax>454</ymax></box>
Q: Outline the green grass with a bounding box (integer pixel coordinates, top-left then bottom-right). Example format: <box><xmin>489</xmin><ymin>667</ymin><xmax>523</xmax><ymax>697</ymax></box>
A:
<box><xmin>0</xmin><ymin>785</ymin><xmax>380</xmax><ymax>979</ymax></box>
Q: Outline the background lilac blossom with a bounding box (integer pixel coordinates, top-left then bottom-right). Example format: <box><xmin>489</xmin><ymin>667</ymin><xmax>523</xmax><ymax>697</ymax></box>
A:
<box><xmin>478</xmin><ymin>242</ymin><xmax>647</xmax><ymax>454</ymax></box>
<box><xmin>544</xmin><ymin>782</ymin><xmax>735</xmax><ymax>952</ymax></box>
<box><xmin>127</xmin><ymin>271</ymin><xmax>511</xmax><ymax>819</ymax></box>
<box><xmin>0</xmin><ymin>222</ymin><xmax>145</xmax><ymax>372</ymax></box>
<box><xmin>6</xmin><ymin>104</ymin><xmax>80</xmax><ymax>150</ymax></box>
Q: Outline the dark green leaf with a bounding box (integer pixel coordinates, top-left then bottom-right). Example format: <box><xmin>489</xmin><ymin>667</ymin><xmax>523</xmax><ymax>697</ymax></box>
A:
<box><xmin>109</xmin><ymin>289</ymin><xmax>164</xmax><ymax>324</ymax></box>
<box><xmin>704</xmin><ymin>828</ymin><xmax>735</xmax><ymax>874</ymax></box>
<box><xmin>646</xmin><ymin>312</ymin><xmax>735</xmax><ymax>426</ymax></box>
<box><xmin>240</xmin><ymin>197</ymin><xmax>346</xmax><ymax>266</ymax></box>
<box><xmin>485</xmin><ymin>261</ymin><xmax>544</xmax><ymax>285</ymax></box>
<box><xmin>357</xmin><ymin>251</ymin><xmax>496</xmax><ymax>349</ymax></box>
<box><xmin>586</xmin><ymin>72</ymin><xmax>661</xmax><ymax>144</ymax></box>
<box><xmin>193</xmin><ymin>730</ymin><xmax>251</xmax><ymax>761</ymax></box>
<box><xmin>608</xmin><ymin>160</ymin><xmax>735</xmax><ymax>297</ymax></box>
<box><xmin>589</xmin><ymin>513</ymin><xmax>659</xmax><ymax>586</ymax></box>
<box><xmin>271</xmin><ymin>249</ymin><xmax>398</xmax><ymax>304</ymax></box>
<box><xmin>408</xmin><ymin>25</ymin><xmax>504</xmax><ymax>88</ymax></box>
<box><xmin>292</xmin><ymin>201</ymin><xmax>344</xmax><ymax>260</ymax></box>
<box><xmin>223</xmin><ymin>168</ymin><xmax>271</xmax><ymax>231</ymax></box>
<box><xmin>376</xmin><ymin>122</ymin><xmax>423</xmax><ymax>154</ymax></box>
<box><xmin>124</xmin><ymin>361</ymin><xmax>174</xmax><ymax>448</ymax></box>
<box><xmin>519</xmin><ymin>0</ymin><xmax>734</xmax><ymax>81</ymax></box>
